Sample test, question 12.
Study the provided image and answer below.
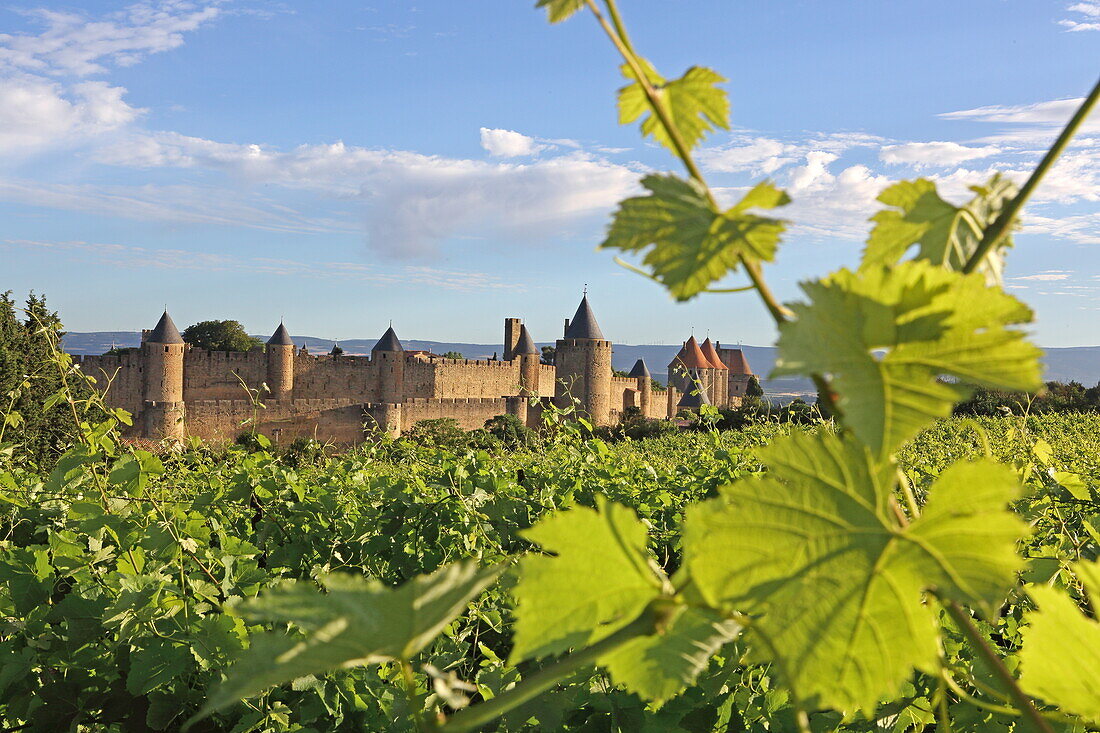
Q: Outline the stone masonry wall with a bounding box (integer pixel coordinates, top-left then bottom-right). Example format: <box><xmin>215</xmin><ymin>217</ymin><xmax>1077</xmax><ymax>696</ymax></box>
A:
<box><xmin>399</xmin><ymin>397</ymin><xmax>509</xmax><ymax>431</ymax></box>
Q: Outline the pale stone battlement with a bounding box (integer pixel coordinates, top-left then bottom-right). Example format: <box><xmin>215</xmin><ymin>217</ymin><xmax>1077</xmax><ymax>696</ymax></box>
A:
<box><xmin>79</xmin><ymin>298</ymin><xmax>751</xmax><ymax>443</ymax></box>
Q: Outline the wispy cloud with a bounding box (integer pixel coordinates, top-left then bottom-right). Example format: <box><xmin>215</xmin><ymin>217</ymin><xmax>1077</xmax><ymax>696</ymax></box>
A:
<box><xmin>2</xmin><ymin>238</ymin><xmax>526</xmax><ymax>292</ymax></box>
<box><xmin>879</xmin><ymin>141</ymin><xmax>1001</xmax><ymax>167</ymax></box>
<box><xmin>1059</xmin><ymin>1</ymin><xmax>1100</xmax><ymax>31</ymax></box>
<box><xmin>0</xmin><ymin>1</ymin><xmax>222</xmax><ymax>76</ymax></box>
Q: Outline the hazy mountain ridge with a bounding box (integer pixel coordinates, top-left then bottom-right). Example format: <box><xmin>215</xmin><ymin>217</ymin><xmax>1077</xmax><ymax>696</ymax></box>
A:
<box><xmin>62</xmin><ymin>332</ymin><xmax>1100</xmax><ymax>401</ymax></box>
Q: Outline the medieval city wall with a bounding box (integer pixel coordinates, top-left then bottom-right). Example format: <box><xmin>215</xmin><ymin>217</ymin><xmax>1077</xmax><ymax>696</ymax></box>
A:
<box><xmin>426</xmin><ymin>359</ymin><xmax>524</xmax><ymax>399</ymax></box>
<box><xmin>182</xmin><ymin>349</ymin><xmax>267</xmax><ymax>400</ymax></box>
<box><xmin>537</xmin><ymin>363</ymin><xmax>556</xmax><ymax>396</ymax></box>
<box><xmin>186</xmin><ymin>396</ymin><xmax>363</xmax><ymax>444</ymax></box>
<box><xmin>292</xmin><ymin>354</ymin><xmax>378</xmax><ymax>400</ymax></box>
<box><xmin>75</xmin><ymin>353</ymin><xmax>144</xmax><ymax>417</ymax></box>
<box><xmin>398</xmin><ymin>397</ymin><xmax>510</xmax><ymax>431</ymax></box>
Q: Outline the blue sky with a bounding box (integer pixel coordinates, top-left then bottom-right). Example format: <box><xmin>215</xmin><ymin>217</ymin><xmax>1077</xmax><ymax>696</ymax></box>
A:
<box><xmin>1</xmin><ymin>0</ymin><xmax>1098</xmax><ymax>348</ymax></box>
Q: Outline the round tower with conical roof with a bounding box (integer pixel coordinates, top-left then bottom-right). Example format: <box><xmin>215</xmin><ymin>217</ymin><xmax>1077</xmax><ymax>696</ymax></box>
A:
<box><xmin>372</xmin><ymin>325</ymin><xmax>405</xmax><ymax>404</ymax></box>
<box><xmin>554</xmin><ymin>295</ymin><xmax>612</xmax><ymax>425</ymax></box>
<box><xmin>701</xmin><ymin>338</ymin><xmax>728</xmax><ymax>406</ymax></box>
<box><xmin>142</xmin><ymin>310</ymin><xmax>186</xmax><ymax>440</ymax></box>
<box><xmin>514</xmin><ymin>324</ymin><xmax>541</xmax><ymax>397</ymax></box>
<box><xmin>266</xmin><ymin>322</ymin><xmax>295</xmax><ymax>400</ymax></box>
<box><xmin>628</xmin><ymin>358</ymin><xmax>652</xmax><ymax>417</ymax></box>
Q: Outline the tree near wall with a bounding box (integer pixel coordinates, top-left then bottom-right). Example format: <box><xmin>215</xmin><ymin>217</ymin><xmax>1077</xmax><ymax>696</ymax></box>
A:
<box><xmin>540</xmin><ymin>345</ymin><xmax>555</xmax><ymax>365</ymax></box>
<box><xmin>441</xmin><ymin>351</ymin><xmax>464</xmax><ymax>359</ymax></box>
<box><xmin>182</xmin><ymin>320</ymin><xmax>262</xmax><ymax>352</ymax></box>
<box><xmin>0</xmin><ymin>291</ymin><xmax>91</xmax><ymax>466</ymax></box>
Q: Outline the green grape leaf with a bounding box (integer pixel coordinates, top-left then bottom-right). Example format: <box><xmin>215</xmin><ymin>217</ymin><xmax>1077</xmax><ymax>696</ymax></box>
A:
<box><xmin>863</xmin><ymin>175</ymin><xmax>1018</xmax><ymax>285</ymax></box>
<box><xmin>600</xmin><ymin>174</ymin><xmax>789</xmax><ymax>301</ymax></box>
<box><xmin>684</xmin><ymin>431</ymin><xmax>1026</xmax><ymax>712</ymax></box>
<box><xmin>618</xmin><ymin>60</ymin><xmax>730</xmax><ymax>153</ymax></box>
<box><xmin>535</xmin><ymin>0</ymin><xmax>585</xmax><ymax>23</ymax></box>
<box><xmin>599</xmin><ymin>604</ymin><xmax>741</xmax><ymax>705</ymax></box>
<box><xmin>510</xmin><ymin>497</ymin><xmax>669</xmax><ymax>663</ymax></box>
<box><xmin>196</xmin><ymin>562</ymin><xmax>502</xmax><ymax>718</ymax></box>
<box><xmin>1019</xmin><ymin>559</ymin><xmax>1100</xmax><ymax>723</ymax></box>
<box><xmin>774</xmin><ymin>261</ymin><xmax>1041</xmax><ymax>460</ymax></box>
<box><xmin>127</xmin><ymin>639</ymin><xmax>192</xmax><ymax>696</ymax></box>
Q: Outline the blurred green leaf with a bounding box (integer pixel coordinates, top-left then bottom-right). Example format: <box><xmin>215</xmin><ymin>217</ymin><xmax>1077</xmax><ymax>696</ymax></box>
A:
<box><xmin>601</xmin><ymin>174</ymin><xmax>788</xmax><ymax>301</ymax></box>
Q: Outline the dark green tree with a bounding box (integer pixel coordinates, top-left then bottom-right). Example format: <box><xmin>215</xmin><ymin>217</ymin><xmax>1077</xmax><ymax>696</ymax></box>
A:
<box><xmin>182</xmin><ymin>320</ymin><xmax>262</xmax><ymax>352</ymax></box>
<box><xmin>484</xmin><ymin>413</ymin><xmax>533</xmax><ymax>448</ymax></box>
<box><xmin>0</xmin><ymin>292</ymin><xmax>90</xmax><ymax>466</ymax></box>
<box><xmin>746</xmin><ymin>375</ymin><xmax>764</xmax><ymax>398</ymax></box>
<box><xmin>441</xmin><ymin>351</ymin><xmax>464</xmax><ymax>359</ymax></box>
<box><xmin>540</xmin><ymin>345</ymin><xmax>555</xmax><ymax>365</ymax></box>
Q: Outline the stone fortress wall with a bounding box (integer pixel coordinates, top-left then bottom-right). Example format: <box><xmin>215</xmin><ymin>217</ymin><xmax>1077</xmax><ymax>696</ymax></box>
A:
<box><xmin>76</xmin><ymin>296</ymin><xmax>754</xmax><ymax>445</ymax></box>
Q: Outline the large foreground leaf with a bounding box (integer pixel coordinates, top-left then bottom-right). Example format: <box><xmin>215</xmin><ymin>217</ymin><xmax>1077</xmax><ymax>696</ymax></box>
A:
<box><xmin>618</xmin><ymin>60</ymin><xmax>730</xmax><ymax>153</ymax></box>
<box><xmin>684</xmin><ymin>431</ymin><xmax>1026</xmax><ymax>712</ymax></box>
<box><xmin>598</xmin><ymin>604</ymin><xmax>741</xmax><ymax>705</ymax></box>
<box><xmin>196</xmin><ymin>562</ymin><xmax>502</xmax><ymax>718</ymax></box>
<box><xmin>863</xmin><ymin>175</ymin><xmax>1018</xmax><ymax>285</ymax></box>
<box><xmin>1019</xmin><ymin>559</ymin><xmax>1100</xmax><ymax>723</ymax></box>
<box><xmin>600</xmin><ymin>174</ymin><xmax>789</xmax><ymax>300</ymax></box>
<box><xmin>774</xmin><ymin>261</ymin><xmax>1040</xmax><ymax>459</ymax></box>
<box><xmin>511</xmin><ymin>497</ymin><xmax>668</xmax><ymax>663</ymax></box>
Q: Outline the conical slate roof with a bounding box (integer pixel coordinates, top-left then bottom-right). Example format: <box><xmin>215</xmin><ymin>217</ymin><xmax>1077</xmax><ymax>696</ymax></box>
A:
<box><xmin>628</xmin><ymin>359</ymin><xmax>651</xmax><ymax>379</ymax></box>
<box><xmin>372</xmin><ymin>325</ymin><xmax>403</xmax><ymax>352</ymax></box>
<box><xmin>701</xmin><ymin>338</ymin><xmax>727</xmax><ymax>370</ymax></box>
<box><xmin>148</xmin><ymin>310</ymin><xmax>183</xmax><ymax>344</ymax></box>
<box><xmin>677</xmin><ymin>375</ymin><xmax>712</xmax><ymax>408</ymax></box>
<box><xmin>563</xmin><ymin>295</ymin><xmax>605</xmax><ymax>340</ymax></box>
<box><xmin>677</xmin><ymin>336</ymin><xmax>712</xmax><ymax>369</ymax></box>
<box><xmin>514</xmin><ymin>324</ymin><xmax>539</xmax><ymax>355</ymax></box>
<box><xmin>267</xmin><ymin>322</ymin><xmax>294</xmax><ymax>346</ymax></box>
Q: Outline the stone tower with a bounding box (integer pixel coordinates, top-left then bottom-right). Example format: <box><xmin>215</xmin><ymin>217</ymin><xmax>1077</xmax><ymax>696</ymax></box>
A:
<box><xmin>514</xmin><ymin>324</ymin><xmax>541</xmax><ymax>397</ymax></box>
<box><xmin>701</xmin><ymin>338</ymin><xmax>728</xmax><ymax>406</ymax></box>
<box><xmin>503</xmin><ymin>318</ymin><xmax>522</xmax><ymax>361</ymax></box>
<box><xmin>554</xmin><ymin>295</ymin><xmax>612</xmax><ymax>425</ymax></box>
<box><xmin>628</xmin><ymin>358</ymin><xmax>652</xmax><ymax>417</ymax></box>
<box><xmin>373</xmin><ymin>325</ymin><xmax>405</xmax><ymax>403</ymax></box>
<box><xmin>717</xmin><ymin>343</ymin><xmax>754</xmax><ymax>401</ymax></box>
<box><xmin>142</xmin><ymin>310</ymin><xmax>185</xmax><ymax>440</ymax></box>
<box><xmin>266</xmin><ymin>322</ymin><xmax>295</xmax><ymax>400</ymax></box>
<box><xmin>669</xmin><ymin>336</ymin><xmax>713</xmax><ymax>411</ymax></box>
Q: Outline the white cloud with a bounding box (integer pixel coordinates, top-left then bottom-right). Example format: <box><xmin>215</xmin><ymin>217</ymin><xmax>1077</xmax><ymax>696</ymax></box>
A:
<box><xmin>479</xmin><ymin>128</ymin><xmax>545</xmax><ymax>157</ymax></box>
<box><xmin>699</xmin><ymin>136</ymin><xmax>796</xmax><ymax>174</ymax></box>
<box><xmin>0</xmin><ymin>1</ymin><xmax>222</xmax><ymax>76</ymax></box>
<box><xmin>880</xmin><ymin>141</ymin><xmax>1001</xmax><ymax>167</ymax></box>
<box><xmin>0</xmin><ymin>76</ymin><xmax>141</xmax><ymax>154</ymax></box>
<box><xmin>700</xmin><ymin>131</ymin><xmax>884</xmax><ymax>175</ymax></box>
<box><xmin>1060</xmin><ymin>1</ymin><xmax>1100</xmax><ymax>30</ymax></box>
<box><xmin>36</xmin><ymin>131</ymin><xmax>642</xmax><ymax>257</ymax></box>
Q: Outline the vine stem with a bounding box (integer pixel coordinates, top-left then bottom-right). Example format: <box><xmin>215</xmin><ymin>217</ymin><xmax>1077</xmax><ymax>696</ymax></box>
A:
<box><xmin>962</xmin><ymin>76</ymin><xmax>1100</xmax><ymax>274</ymax></box>
<box><xmin>442</xmin><ymin>608</ymin><xmax>658</xmax><ymax>733</ymax></box>
<box><xmin>401</xmin><ymin>659</ymin><xmax>431</xmax><ymax>733</ymax></box>
<box><xmin>584</xmin><ymin>0</ymin><xmax>794</xmax><ymax>325</ymax></box>
<box><xmin>940</xmin><ymin>599</ymin><xmax>1053</xmax><ymax>733</ymax></box>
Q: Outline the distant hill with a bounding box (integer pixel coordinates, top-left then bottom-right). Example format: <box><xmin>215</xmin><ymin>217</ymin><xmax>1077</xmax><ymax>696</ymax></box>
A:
<box><xmin>62</xmin><ymin>332</ymin><xmax>1099</xmax><ymax>403</ymax></box>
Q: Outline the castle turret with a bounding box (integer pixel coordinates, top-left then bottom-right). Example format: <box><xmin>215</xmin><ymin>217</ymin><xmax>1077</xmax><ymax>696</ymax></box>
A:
<box><xmin>701</xmin><ymin>338</ymin><xmax>728</xmax><ymax>407</ymax></box>
<box><xmin>628</xmin><ymin>358</ymin><xmax>652</xmax><ymax>417</ymax></box>
<box><xmin>554</xmin><ymin>295</ymin><xmax>612</xmax><ymax>425</ymax></box>
<box><xmin>678</xmin><ymin>372</ymin><xmax>711</xmax><ymax>410</ymax></box>
<box><xmin>142</xmin><ymin>310</ymin><xmax>185</xmax><ymax>440</ymax></box>
<box><xmin>503</xmin><ymin>318</ymin><xmax>522</xmax><ymax>361</ymax></box>
<box><xmin>515</xmin><ymin>324</ymin><xmax>541</xmax><ymax>397</ymax></box>
<box><xmin>266</xmin><ymin>322</ymin><xmax>295</xmax><ymax>400</ymax></box>
<box><xmin>717</xmin><ymin>343</ymin><xmax>754</xmax><ymax>402</ymax></box>
<box><xmin>372</xmin><ymin>325</ymin><xmax>405</xmax><ymax>404</ymax></box>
